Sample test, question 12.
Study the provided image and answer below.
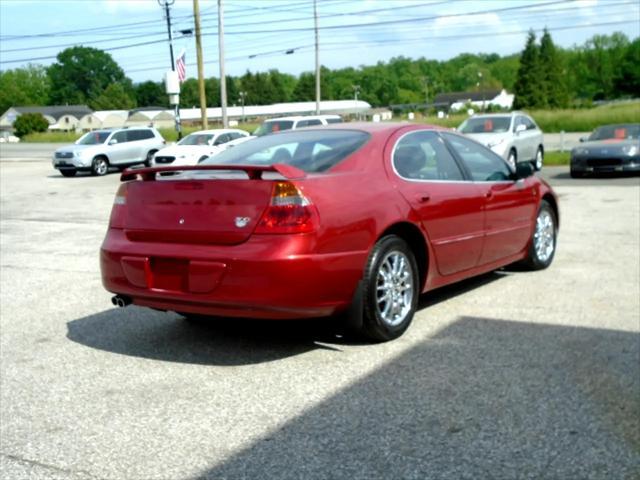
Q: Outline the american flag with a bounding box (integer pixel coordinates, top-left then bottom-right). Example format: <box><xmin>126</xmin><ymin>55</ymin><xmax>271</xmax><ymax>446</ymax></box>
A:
<box><xmin>176</xmin><ymin>50</ymin><xmax>186</xmax><ymax>83</ymax></box>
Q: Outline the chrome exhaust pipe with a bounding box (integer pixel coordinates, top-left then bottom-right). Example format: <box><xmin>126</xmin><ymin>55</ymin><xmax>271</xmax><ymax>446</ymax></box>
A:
<box><xmin>111</xmin><ymin>295</ymin><xmax>132</xmax><ymax>308</ymax></box>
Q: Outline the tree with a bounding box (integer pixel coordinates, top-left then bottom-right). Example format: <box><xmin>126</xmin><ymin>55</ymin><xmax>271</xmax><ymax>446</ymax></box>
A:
<box><xmin>513</xmin><ymin>30</ymin><xmax>545</xmax><ymax>109</ymax></box>
<box><xmin>91</xmin><ymin>83</ymin><xmax>136</xmax><ymax>110</ymax></box>
<box><xmin>13</xmin><ymin>112</ymin><xmax>49</xmax><ymax>137</ymax></box>
<box><xmin>47</xmin><ymin>46</ymin><xmax>133</xmax><ymax>106</ymax></box>
<box><xmin>539</xmin><ymin>29</ymin><xmax>569</xmax><ymax>108</ymax></box>
<box><xmin>616</xmin><ymin>37</ymin><xmax>640</xmax><ymax>97</ymax></box>
<box><xmin>135</xmin><ymin>81</ymin><xmax>167</xmax><ymax>108</ymax></box>
<box><xmin>0</xmin><ymin>64</ymin><xmax>50</xmax><ymax>114</ymax></box>
<box><xmin>179</xmin><ymin>78</ymin><xmax>200</xmax><ymax>108</ymax></box>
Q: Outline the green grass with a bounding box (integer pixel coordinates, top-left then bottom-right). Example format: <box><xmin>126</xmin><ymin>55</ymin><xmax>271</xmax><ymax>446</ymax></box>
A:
<box><xmin>543</xmin><ymin>151</ymin><xmax>570</xmax><ymax>166</ymax></box>
<box><xmin>408</xmin><ymin>101</ymin><xmax>640</xmax><ymax>133</ymax></box>
<box><xmin>22</xmin><ymin>131</ymin><xmax>79</xmax><ymax>143</ymax></box>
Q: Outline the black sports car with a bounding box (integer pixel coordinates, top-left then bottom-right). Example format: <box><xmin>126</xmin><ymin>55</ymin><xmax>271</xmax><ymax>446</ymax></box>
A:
<box><xmin>570</xmin><ymin>124</ymin><xmax>640</xmax><ymax>177</ymax></box>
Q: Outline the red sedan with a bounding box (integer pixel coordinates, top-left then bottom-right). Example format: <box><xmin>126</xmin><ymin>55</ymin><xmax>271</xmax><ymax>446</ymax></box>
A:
<box><xmin>101</xmin><ymin>123</ymin><xmax>558</xmax><ymax>341</ymax></box>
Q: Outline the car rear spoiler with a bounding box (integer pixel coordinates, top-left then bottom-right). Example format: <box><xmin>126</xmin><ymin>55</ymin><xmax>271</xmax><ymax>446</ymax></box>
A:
<box><xmin>120</xmin><ymin>163</ymin><xmax>307</xmax><ymax>182</ymax></box>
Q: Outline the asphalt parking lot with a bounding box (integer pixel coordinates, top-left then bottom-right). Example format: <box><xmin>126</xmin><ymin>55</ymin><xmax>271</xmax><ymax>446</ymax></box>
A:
<box><xmin>1</xmin><ymin>146</ymin><xmax>639</xmax><ymax>479</ymax></box>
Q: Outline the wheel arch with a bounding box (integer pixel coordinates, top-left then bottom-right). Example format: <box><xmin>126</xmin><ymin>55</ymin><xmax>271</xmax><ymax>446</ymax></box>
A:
<box><xmin>378</xmin><ymin>221</ymin><xmax>429</xmax><ymax>291</ymax></box>
<box><xmin>93</xmin><ymin>153</ymin><xmax>110</xmax><ymax>163</ymax></box>
<box><xmin>542</xmin><ymin>193</ymin><xmax>559</xmax><ymax>229</ymax></box>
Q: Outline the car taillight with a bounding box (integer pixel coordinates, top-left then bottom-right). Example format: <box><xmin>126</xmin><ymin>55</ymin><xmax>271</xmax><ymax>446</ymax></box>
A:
<box><xmin>109</xmin><ymin>183</ymin><xmax>128</xmax><ymax>228</ymax></box>
<box><xmin>254</xmin><ymin>181</ymin><xmax>319</xmax><ymax>234</ymax></box>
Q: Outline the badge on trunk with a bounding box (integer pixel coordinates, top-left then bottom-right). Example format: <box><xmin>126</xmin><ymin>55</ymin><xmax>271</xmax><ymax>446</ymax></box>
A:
<box><xmin>235</xmin><ymin>217</ymin><xmax>250</xmax><ymax>228</ymax></box>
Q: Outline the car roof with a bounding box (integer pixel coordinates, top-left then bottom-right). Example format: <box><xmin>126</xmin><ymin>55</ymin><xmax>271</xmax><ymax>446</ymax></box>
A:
<box><xmin>264</xmin><ymin>115</ymin><xmax>341</xmax><ymax>122</ymax></box>
<box><xmin>276</xmin><ymin>122</ymin><xmax>446</xmax><ymax>135</ymax></box>
<box><xmin>187</xmin><ymin>128</ymin><xmax>247</xmax><ymax>135</ymax></box>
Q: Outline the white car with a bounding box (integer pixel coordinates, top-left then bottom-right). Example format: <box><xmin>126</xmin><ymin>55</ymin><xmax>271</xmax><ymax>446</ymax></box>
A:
<box><xmin>458</xmin><ymin>112</ymin><xmax>544</xmax><ymax>170</ymax></box>
<box><xmin>253</xmin><ymin>115</ymin><xmax>342</xmax><ymax>136</ymax></box>
<box><xmin>152</xmin><ymin>129</ymin><xmax>250</xmax><ymax>167</ymax></box>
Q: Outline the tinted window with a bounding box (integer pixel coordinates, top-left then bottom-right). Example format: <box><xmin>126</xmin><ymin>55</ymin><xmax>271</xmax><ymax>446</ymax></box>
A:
<box><xmin>443</xmin><ymin>133</ymin><xmax>511</xmax><ymax>182</ymax></box>
<box><xmin>214</xmin><ymin>134</ymin><xmax>231</xmax><ymax>145</ymax></box>
<box><xmin>179</xmin><ymin>134</ymin><xmax>214</xmax><ymax>146</ymax></box>
<box><xmin>112</xmin><ymin>131</ymin><xmax>128</xmax><ymax>143</ymax></box>
<box><xmin>202</xmin><ymin>130</ymin><xmax>370</xmax><ymax>173</ymax></box>
<box><xmin>326</xmin><ymin>117</ymin><xmax>343</xmax><ymax>124</ymax></box>
<box><xmin>254</xmin><ymin>121</ymin><xmax>294</xmax><ymax>136</ymax></box>
<box><xmin>459</xmin><ymin>116</ymin><xmax>511</xmax><ymax>134</ymax></box>
<box><xmin>393</xmin><ymin>131</ymin><xmax>464</xmax><ymax>181</ymax></box>
<box><xmin>522</xmin><ymin>116</ymin><xmax>537</xmax><ymax>130</ymax></box>
<box><xmin>128</xmin><ymin>129</ymin><xmax>154</xmax><ymax>141</ymax></box>
<box><xmin>297</xmin><ymin>119</ymin><xmax>322</xmax><ymax>128</ymax></box>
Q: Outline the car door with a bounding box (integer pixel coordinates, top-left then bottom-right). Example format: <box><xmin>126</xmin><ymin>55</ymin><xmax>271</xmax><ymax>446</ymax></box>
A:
<box><xmin>442</xmin><ymin>133</ymin><xmax>538</xmax><ymax>265</ymax></box>
<box><xmin>126</xmin><ymin>129</ymin><xmax>147</xmax><ymax>162</ymax></box>
<box><xmin>106</xmin><ymin>130</ymin><xmax>130</xmax><ymax>164</ymax></box>
<box><xmin>388</xmin><ymin>130</ymin><xmax>485</xmax><ymax>276</ymax></box>
<box><xmin>515</xmin><ymin>115</ymin><xmax>537</xmax><ymax>161</ymax></box>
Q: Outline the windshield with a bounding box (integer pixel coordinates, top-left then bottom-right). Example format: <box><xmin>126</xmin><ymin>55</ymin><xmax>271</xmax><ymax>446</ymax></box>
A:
<box><xmin>589</xmin><ymin>125</ymin><xmax>640</xmax><ymax>141</ymax></box>
<box><xmin>201</xmin><ymin>129</ymin><xmax>370</xmax><ymax>173</ymax></box>
<box><xmin>76</xmin><ymin>131</ymin><xmax>110</xmax><ymax>145</ymax></box>
<box><xmin>178</xmin><ymin>134</ymin><xmax>215</xmax><ymax>146</ymax></box>
<box><xmin>253</xmin><ymin>120</ymin><xmax>295</xmax><ymax>137</ymax></box>
<box><xmin>459</xmin><ymin>117</ymin><xmax>511</xmax><ymax>134</ymax></box>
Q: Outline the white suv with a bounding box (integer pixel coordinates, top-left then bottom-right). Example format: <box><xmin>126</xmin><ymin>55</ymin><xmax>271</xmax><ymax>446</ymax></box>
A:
<box><xmin>253</xmin><ymin>115</ymin><xmax>342</xmax><ymax>136</ymax></box>
<box><xmin>458</xmin><ymin>112</ymin><xmax>544</xmax><ymax>170</ymax></box>
<box><xmin>52</xmin><ymin>127</ymin><xmax>166</xmax><ymax>177</ymax></box>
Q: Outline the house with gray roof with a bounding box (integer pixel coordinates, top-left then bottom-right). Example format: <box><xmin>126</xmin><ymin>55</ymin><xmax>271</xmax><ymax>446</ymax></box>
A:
<box><xmin>0</xmin><ymin>105</ymin><xmax>93</xmax><ymax>135</ymax></box>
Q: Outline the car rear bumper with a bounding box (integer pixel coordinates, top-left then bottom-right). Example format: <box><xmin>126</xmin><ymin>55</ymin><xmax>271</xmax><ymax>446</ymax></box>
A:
<box><xmin>101</xmin><ymin>228</ymin><xmax>367</xmax><ymax>319</ymax></box>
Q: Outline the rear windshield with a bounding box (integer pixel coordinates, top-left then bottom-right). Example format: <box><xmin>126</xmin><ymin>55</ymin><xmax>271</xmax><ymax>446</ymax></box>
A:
<box><xmin>201</xmin><ymin>129</ymin><xmax>370</xmax><ymax>173</ymax></box>
<box><xmin>76</xmin><ymin>131</ymin><xmax>110</xmax><ymax>145</ymax></box>
<box><xmin>459</xmin><ymin>117</ymin><xmax>511</xmax><ymax>134</ymax></box>
<box><xmin>253</xmin><ymin>121</ymin><xmax>295</xmax><ymax>136</ymax></box>
<box><xmin>589</xmin><ymin>125</ymin><xmax>640</xmax><ymax>141</ymax></box>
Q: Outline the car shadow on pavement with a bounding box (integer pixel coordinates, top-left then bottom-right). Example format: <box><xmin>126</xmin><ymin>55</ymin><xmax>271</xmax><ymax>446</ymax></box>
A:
<box><xmin>66</xmin><ymin>272</ymin><xmax>506</xmax><ymax>366</ymax></box>
<box><xmin>189</xmin><ymin>316</ymin><xmax>640</xmax><ymax>480</ymax></box>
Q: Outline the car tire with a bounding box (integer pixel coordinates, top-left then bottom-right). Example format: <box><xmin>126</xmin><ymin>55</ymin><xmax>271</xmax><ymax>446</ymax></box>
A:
<box><xmin>91</xmin><ymin>156</ymin><xmax>109</xmax><ymax>176</ymax></box>
<box><xmin>507</xmin><ymin>149</ymin><xmax>517</xmax><ymax>169</ymax></box>
<box><xmin>522</xmin><ymin>200</ymin><xmax>557</xmax><ymax>270</ymax></box>
<box><xmin>60</xmin><ymin>169</ymin><xmax>76</xmax><ymax>177</ymax></box>
<box><xmin>357</xmin><ymin>235</ymin><xmax>419</xmax><ymax>342</ymax></box>
<box><xmin>570</xmin><ymin>168</ymin><xmax>583</xmax><ymax>178</ymax></box>
<box><xmin>533</xmin><ymin>147</ymin><xmax>543</xmax><ymax>171</ymax></box>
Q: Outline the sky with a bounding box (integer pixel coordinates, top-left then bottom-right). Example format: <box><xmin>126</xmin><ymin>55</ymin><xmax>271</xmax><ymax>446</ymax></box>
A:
<box><xmin>1</xmin><ymin>0</ymin><xmax>639</xmax><ymax>84</ymax></box>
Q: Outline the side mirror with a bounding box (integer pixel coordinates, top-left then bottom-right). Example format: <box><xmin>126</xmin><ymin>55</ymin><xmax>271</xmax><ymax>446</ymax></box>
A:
<box><xmin>515</xmin><ymin>124</ymin><xmax>526</xmax><ymax>134</ymax></box>
<box><xmin>514</xmin><ymin>161</ymin><xmax>534</xmax><ymax>179</ymax></box>
<box><xmin>579</xmin><ymin>137</ymin><xmax>587</xmax><ymax>143</ymax></box>
<box><xmin>108</xmin><ymin>139</ymin><xmax>118</xmax><ymax>145</ymax></box>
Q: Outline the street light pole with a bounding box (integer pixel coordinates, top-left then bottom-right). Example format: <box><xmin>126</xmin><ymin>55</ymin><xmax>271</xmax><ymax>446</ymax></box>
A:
<box><xmin>352</xmin><ymin>84</ymin><xmax>360</xmax><ymax>120</ymax></box>
<box><xmin>218</xmin><ymin>0</ymin><xmax>228</xmax><ymax>128</ymax></box>
<box><xmin>239</xmin><ymin>91</ymin><xmax>246</xmax><ymax>123</ymax></box>
<box><xmin>158</xmin><ymin>0</ymin><xmax>182</xmax><ymax>139</ymax></box>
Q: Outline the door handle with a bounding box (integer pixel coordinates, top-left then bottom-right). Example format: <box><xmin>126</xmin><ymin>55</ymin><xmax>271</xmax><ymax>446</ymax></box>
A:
<box><xmin>485</xmin><ymin>190</ymin><xmax>493</xmax><ymax>199</ymax></box>
<box><xmin>417</xmin><ymin>195</ymin><xmax>430</xmax><ymax>203</ymax></box>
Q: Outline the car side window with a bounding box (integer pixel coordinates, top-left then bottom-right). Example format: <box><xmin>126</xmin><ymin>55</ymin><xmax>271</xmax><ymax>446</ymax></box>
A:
<box><xmin>112</xmin><ymin>131</ymin><xmax>128</xmax><ymax>143</ymax></box>
<box><xmin>524</xmin><ymin>117</ymin><xmax>537</xmax><ymax>130</ymax></box>
<box><xmin>138</xmin><ymin>130</ymin><xmax>154</xmax><ymax>140</ymax></box>
<box><xmin>393</xmin><ymin>131</ymin><xmax>464</xmax><ymax>181</ymax></box>
<box><xmin>214</xmin><ymin>134</ymin><xmax>230</xmax><ymax>145</ymax></box>
<box><xmin>442</xmin><ymin>133</ymin><xmax>511</xmax><ymax>182</ymax></box>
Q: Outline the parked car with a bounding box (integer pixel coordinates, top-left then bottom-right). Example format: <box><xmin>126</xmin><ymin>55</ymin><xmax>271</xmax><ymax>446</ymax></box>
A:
<box><xmin>570</xmin><ymin>123</ymin><xmax>640</xmax><ymax>177</ymax></box>
<box><xmin>458</xmin><ymin>112</ymin><xmax>544</xmax><ymax>170</ymax></box>
<box><xmin>152</xmin><ymin>129</ymin><xmax>250</xmax><ymax>167</ymax></box>
<box><xmin>253</xmin><ymin>115</ymin><xmax>342</xmax><ymax>136</ymax></box>
<box><xmin>101</xmin><ymin>123</ymin><xmax>558</xmax><ymax>342</ymax></box>
<box><xmin>52</xmin><ymin>127</ymin><xmax>165</xmax><ymax>177</ymax></box>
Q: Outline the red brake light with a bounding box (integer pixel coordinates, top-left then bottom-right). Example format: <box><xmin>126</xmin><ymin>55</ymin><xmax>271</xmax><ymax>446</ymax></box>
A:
<box><xmin>255</xmin><ymin>181</ymin><xmax>319</xmax><ymax>234</ymax></box>
<box><xmin>109</xmin><ymin>183</ymin><xmax>128</xmax><ymax>228</ymax></box>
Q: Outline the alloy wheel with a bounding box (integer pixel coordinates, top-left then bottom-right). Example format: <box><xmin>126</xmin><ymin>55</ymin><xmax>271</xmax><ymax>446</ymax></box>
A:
<box><xmin>375</xmin><ymin>251</ymin><xmax>414</xmax><ymax>327</ymax></box>
<box><xmin>533</xmin><ymin>209</ymin><xmax>555</xmax><ymax>263</ymax></box>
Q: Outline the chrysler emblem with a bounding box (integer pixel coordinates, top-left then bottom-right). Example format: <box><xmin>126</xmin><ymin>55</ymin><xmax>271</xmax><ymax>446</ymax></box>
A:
<box><xmin>179</xmin><ymin>218</ymin><xmax>185</xmax><ymax>225</ymax></box>
<box><xmin>235</xmin><ymin>217</ymin><xmax>250</xmax><ymax>228</ymax></box>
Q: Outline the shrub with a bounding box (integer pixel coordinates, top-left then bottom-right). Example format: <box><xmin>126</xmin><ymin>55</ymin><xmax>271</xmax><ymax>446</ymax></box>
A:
<box><xmin>13</xmin><ymin>112</ymin><xmax>50</xmax><ymax>137</ymax></box>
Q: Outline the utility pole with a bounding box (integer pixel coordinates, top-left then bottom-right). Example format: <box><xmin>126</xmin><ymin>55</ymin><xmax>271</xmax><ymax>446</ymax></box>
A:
<box><xmin>158</xmin><ymin>0</ymin><xmax>182</xmax><ymax>139</ymax></box>
<box><xmin>218</xmin><ymin>0</ymin><xmax>228</xmax><ymax>127</ymax></box>
<box><xmin>314</xmin><ymin>0</ymin><xmax>320</xmax><ymax>115</ymax></box>
<box><xmin>239</xmin><ymin>91</ymin><xmax>246</xmax><ymax>123</ymax></box>
<box><xmin>193</xmin><ymin>0</ymin><xmax>207</xmax><ymax>129</ymax></box>
<box><xmin>352</xmin><ymin>84</ymin><xmax>360</xmax><ymax>121</ymax></box>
